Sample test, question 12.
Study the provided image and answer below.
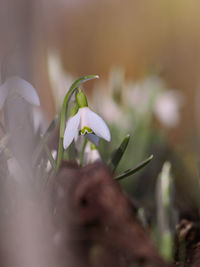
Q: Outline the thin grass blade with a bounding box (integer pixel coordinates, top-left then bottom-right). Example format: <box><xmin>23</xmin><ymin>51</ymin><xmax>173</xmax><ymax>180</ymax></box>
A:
<box><xmin>115</xmin><ymin>155</ymin><xmax>153</xmax><ymax>181</ymax></box>
<box><xmin>108</xmin><ymin>134</ymin><xmax>130</xmax><ymax>171</ymax></box>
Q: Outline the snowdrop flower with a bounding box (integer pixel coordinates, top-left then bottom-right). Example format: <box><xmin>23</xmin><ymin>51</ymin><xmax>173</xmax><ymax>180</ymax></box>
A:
<box><xmin>0</xmin><ymin>76</ymin><xmax>40</xmax><ymax>109</ymax></box>
<box><xmin>63</xmin><ymin>90</ymin><xmax>111</xmax><ymax>149</ymax></box>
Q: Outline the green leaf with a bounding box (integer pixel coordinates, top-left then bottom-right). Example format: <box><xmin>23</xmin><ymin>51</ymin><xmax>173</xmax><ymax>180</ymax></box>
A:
<box><xmin>115</xmin><ymin>155</ymin><xmax>153</xmax><ymax>181</ymax></box>
<box><xmin>40</xmin><ymin>136</ymin><xmax>57</xmax><ymax>170</ymax></box>
<box><xmin>56</xmin><ymin>75</ymin><xmax>99</xmax><ymax>170</ymax></box>
<box><xmin>108</xmin><ymin>134</ymin><xmax>130</xmax><ymax>171</ymax></box>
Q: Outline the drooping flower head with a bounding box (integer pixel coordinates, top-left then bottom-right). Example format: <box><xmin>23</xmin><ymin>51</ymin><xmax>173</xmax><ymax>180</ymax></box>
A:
<box><xmin>63</xmin><ymin>89</ymin><xmax>111</xmax><ymax>149</ymax></box>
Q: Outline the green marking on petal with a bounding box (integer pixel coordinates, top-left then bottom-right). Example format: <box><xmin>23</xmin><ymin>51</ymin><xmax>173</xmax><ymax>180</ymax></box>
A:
<box><xmin>80</xmin><ymin>126</ymin><xmax>93</xmax><ymax>135</ymax></box>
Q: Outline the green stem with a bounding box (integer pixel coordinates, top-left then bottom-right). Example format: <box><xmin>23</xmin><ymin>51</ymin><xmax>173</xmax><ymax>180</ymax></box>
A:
<box><xmin>56</xmin><ymin>75</ymin><xmax>99</xmax><ymax>170</ymax></box>
<box><xmin>80</xmin><ymin>138</ymin><xmax>88</xmax><ymax>166</ymax></box>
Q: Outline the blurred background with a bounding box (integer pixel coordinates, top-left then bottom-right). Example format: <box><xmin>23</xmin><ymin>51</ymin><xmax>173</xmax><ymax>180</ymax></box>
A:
<box><xmin>1</xmin><ymin>0</ymin><xmax>200</xmax><ymax>206</ymax></box>
<box><xmin>1</xmin><ymin>0</ymin><xmax>200</xmax><ymax>146</ymax></box>
<box><xmin>1</xmin><ymin>1</ymin><xmax>200</xmax><ymax>264</ymax></box>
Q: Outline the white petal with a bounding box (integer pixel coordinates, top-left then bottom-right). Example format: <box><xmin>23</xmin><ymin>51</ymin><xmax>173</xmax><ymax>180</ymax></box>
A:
<box><xmin>0</xmin><ymin>82</ymin><xmax>9</xmax><ymax>109</ymax></box>
<box><xmin>74</xmin><ymin>130</ymin><xmax>79</xmax><ymax>142</ymax></box>
<box><xmin>85</xmin><ymin>133</ymin><xmax>100</xmax><ymax>146</ymax></box>
<box><xmin>7</xmin><ymin>76</ymin><xmax>40</xmax><ymax>106</ymax></box>
<box><xmin>79</xmin><ymin>107</ymin><xmax>88</xmax><ymax>130</ymax></box>
<box><xmin>63</xmin><ymin>111</ymin><xmax>80</xmax><ymax>149</ymax></box>
<box><xmin>86</xmin><ymin>108</ymin><xmax>111</xmax><ymax>142</ymax></box>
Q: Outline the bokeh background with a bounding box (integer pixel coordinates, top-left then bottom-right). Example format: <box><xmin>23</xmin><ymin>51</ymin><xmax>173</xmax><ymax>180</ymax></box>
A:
<box><xmin>1</xmin><ymin>0</ymin><xmax>200</xmax><ymax>187</ymax></box>
<box><xmin>1</xmin><ymin>1</ymin><xmax>200</xmax><ymax>264</ymax></box>
<box><xmin>1</xmin><ymin>0</ymin><xmax>200</xmax><ymax>148</ymax></box>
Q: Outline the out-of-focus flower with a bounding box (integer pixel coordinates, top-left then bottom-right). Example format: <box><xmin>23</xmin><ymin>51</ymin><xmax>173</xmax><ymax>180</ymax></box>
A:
<box><xmin>63</xmin><ymin>90</ymin><xmax>111</xmax><ymax>149</ymax></box>
<box><xmin>47</xmin><ymin>50</ymin><xmax>74</xmax><ymax>110</ymax></box>
<box><xmin>93</xmin><ymin>81</ymin><xmax>122</xmax><ymax>123</ymax></box>
<box><xmin>84</xmin><ymin>142</ymin><xmax>101</xmax><ymax>164</ymax></box>
<box><xmin>97</xmin><ymin>97</ymin><xmax>122</xmax><ymax>123</ymax></box>
<box><xmin>154</xmin><ymin>91</ymin><xmax>182</xmax><ymax>128</ymax></box>
<box><xmin>0</xmin><ymin>76</ymin><xmax>40</xmax><ymax>108</ymax></box>
<box><xmin>125</xmin><ymin>76</ymin><xmax>164</xmax><ymax>114</ymax></box>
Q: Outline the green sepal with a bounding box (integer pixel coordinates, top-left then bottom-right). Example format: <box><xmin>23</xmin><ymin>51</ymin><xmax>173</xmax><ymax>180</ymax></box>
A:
<box><xmin>70</xmin><ymin>103</ymin><xmax>79</xmax><ymax>117</ymax></box>
<box><xmin>76</xmin><ymin>90</ymin><xmax>88</xmax><ymax>108</ymax></box>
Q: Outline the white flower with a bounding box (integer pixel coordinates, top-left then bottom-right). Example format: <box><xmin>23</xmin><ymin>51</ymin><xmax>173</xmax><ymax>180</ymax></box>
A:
<box><xmin>63</xmin><ymin>106</ymin><xmax>111</xmax><ymax>149</ymax></box>
<box><xmin>0</xmin><ymin>76</ymin><xmax>40</xmax><ymax>108</ymax></box>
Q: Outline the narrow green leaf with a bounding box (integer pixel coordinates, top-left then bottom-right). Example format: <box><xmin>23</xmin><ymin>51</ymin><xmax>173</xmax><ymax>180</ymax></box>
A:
<box><xmin>57</xmin><ymin>75</ymin><xmax>99</xmax><ymax>170</ymax></box>
<box><xmin>115</xmin><ymin>155</ymin><xmax>153</xmax><ymax>181</ymax></box>
<box><xmin>108</xmin><ymin>134</ymin><xmax>130</xmax><ymax>171</ymax></box>
<box><xmin>40</xmin><ymin>136</ymin><xmax>57</xmax><ymax>170</ymax></box>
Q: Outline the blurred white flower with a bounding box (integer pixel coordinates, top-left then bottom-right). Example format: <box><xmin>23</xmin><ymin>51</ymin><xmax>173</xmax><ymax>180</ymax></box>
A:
<box><xmin>125</xmin><ymin>76</ymin><xmax>164</xmax><ymax>114</ymax></box>
<box><xmin>47</xmin><ymin>50</ymin><xmax>74</xmax><ymax>110</ymax></box>
<box><xmin>84</xmin><ymin>142</ymin><xmax>101</xmax><ymax>165</ymax></box>
<box><xmin>63</xmin><ymin>107</ymin><xmax>111</xmax><ymax>149</ymax></box>
<box><xmin>99</xmin><ymin>97</ymin><xmax>122</xmax><ymax>123</ymax></box>
<box><xmin>93</xmin><ymin>84</ymin><xmax>122</xmax><ymax>123</ymax></box>
<box><xmin>0</xmin><ymin>76</ymin><xmax>40</xmax><ymax>108</ymax></box>
<box><xmin>154</xmin><ymin>91</ymin><xmax>182</xmax><ymax>128</ymax></box>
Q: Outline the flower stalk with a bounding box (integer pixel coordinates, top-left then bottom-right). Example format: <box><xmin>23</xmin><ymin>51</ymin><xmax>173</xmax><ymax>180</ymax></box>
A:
<box><xmin>56</xmin><ymin>75</ymin><xmax>99</xmax><ymax>170</ymax></box>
